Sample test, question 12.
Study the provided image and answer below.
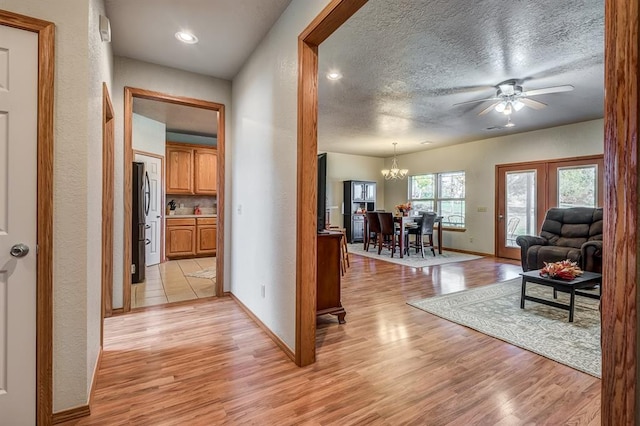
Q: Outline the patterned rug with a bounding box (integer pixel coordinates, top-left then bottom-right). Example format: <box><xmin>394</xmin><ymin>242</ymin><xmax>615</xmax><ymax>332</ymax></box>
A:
<box><xmin>348</xmin><ymin>243</ymin><xmax>482</xmax><ymax>268</ymax></box>
<box><xmin>408</xmin><ymin>278</ymin><xmax>601</xmax><ymax>377</ymax></box>
<box><xmin>185</xmin><ymin>266</ymin><xmax>216</xmax><ymax>280</ymax></box>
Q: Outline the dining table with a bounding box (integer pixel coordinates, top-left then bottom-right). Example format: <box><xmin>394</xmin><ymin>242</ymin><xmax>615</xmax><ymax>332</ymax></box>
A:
<box><xmin>364</xmin><ymin>214</ymin><xmax>443</xmax><ymax>258</ymax></box>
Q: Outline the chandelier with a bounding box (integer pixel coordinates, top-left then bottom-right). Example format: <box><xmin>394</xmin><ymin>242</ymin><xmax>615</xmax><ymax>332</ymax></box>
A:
<box><xmin>381</xmin><ymin>142</ymin><xmax>408</xmax><ymax>180</ymax></box>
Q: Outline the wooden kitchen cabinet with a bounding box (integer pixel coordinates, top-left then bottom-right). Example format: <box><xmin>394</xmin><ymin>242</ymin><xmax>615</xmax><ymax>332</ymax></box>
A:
<box><xmin>196</xmin><ymin>217</ymin><xmax>217</xmax><ymax>255</ymax></box>
<box><xmin>166</xmin><ymin>218</ymin><xmax>196</xmax><ymax>258</ymax></box>
<box><xmin>166</xmin><ymin>142</ymin><xmax>217</xmax><ymax>195</ymax></box>
<box><xmin>194</xmin><ymin>149</ymin><xmax>217</xmax><ymax>194</ymax></box>
<box><xmin>166</xmin><ymin>146</ymin><xmax>193</xmax><ymax>194</ymax></box>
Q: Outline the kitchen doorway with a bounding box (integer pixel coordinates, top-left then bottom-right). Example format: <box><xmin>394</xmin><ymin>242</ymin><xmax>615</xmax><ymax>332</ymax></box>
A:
<box><xmin>122</xmin><ymin>87</ymin><xmax>226</xmax><ymax>312</ymax></box>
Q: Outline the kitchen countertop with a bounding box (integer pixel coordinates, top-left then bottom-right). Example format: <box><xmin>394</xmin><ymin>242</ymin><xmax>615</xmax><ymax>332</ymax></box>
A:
<box><xmin>166</xmin><ymin>214</ymin><xmax>217</xmax><ymax>218</ymax></box>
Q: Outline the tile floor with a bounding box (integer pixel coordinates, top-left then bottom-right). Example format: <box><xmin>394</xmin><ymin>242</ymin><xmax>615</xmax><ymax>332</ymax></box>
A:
<box><xmin>132</xmin><ymin>257</ymin><xmax>216</xmax><ymax>309</ymax></box>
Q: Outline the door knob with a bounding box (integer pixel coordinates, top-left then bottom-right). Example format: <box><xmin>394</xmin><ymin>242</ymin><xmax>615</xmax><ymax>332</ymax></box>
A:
<box><xmin>10</xmin><ymin>243</ymin><xmax>29</xmax><ymax>258</ymax></box>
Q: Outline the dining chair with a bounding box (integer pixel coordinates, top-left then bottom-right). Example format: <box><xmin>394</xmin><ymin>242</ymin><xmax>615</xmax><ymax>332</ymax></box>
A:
<box><xmin>365</xmin><ymin>212</ymin><xmax>381</xmax><ymax>251</ymax></box>
<box><xmin>329</xmin><ymin>226</ymin><xmax>350</xmax><ymax>274</ymax></box>
<box><xmin>377</xmin><ymin>212</ymin><xmax>406</xmax><ymax>257</ymax></box>
<box><xmin>408</xmin><ymin>211</ymin><xmax>437</xmax><ymax>258</ymax></box>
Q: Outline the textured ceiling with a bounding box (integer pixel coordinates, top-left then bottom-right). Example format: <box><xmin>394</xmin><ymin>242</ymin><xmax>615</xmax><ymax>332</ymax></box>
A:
<box><xmin>105</xmin><ymin>0</ymin><xmax>293</xmax><ymax>80</ymax></box>
<box><xmin>133</xmin><ymin>98</ymin><xmax>218</xmax><ymax>137</ymax></box>
<box><xmin>318</xmin><ymin>0</ymin><xmax>604</xmax><ymax>157</ymax></box>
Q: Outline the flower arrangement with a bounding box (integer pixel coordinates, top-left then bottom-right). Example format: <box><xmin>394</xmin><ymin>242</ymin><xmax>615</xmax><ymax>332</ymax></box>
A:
<box><xmin>395</xmin><ymin>202</ymin><xmax>412</xmax><ymax>215</ymax></box>
<box><xmin>540</xmin><ymin>260</ymin><xmax>583</xmax><ymax>280</ymax></box>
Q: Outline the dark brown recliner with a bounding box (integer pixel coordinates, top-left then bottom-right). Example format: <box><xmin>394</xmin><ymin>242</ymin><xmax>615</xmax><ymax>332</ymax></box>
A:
<box><xmin>516</xmin><ymin>207</ymin><xmax>603</xmax><ymax>272</ymax></box>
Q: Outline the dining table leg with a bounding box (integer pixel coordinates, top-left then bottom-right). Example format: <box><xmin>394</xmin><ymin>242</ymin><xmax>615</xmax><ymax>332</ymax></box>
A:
<box><xmin>437</xmin><ymin>225</ymin><xmax>442</xmax><ymax>254</ymax></box>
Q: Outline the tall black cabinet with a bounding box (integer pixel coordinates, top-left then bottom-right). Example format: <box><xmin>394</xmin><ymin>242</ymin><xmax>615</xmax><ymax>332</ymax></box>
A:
<box><xmin>343</xmin><ymin>180</ymin><xmax>377</xmax><ymax>243</ymax></box>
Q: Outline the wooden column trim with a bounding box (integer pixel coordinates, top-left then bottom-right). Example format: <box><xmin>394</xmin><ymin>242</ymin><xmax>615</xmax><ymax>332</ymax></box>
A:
<box><xmin>123</xmin><ymin>87</ymin><xmax>226</xmax><ymax>309</ymax></box>
<box><xmin>0</xmin><ymin>9</ymin><xmax>56</xmax><ymax>425</ymax></box>
<box><xmin>602</xmin><ymin>0</ymin><xmax>640</xmax><ymax>423</ymax></box>
<box><xmin>102</xmin><ymin>83</ymin><xmax>114</xmax><ymax>328</ymax></box>
<box><xmin>296</xmin><ymin>0</ymin><xmax>368</xmax><ymax>367</ymax></box>
<box><xmin>123</xmin><ymin>87</ymin><xmax>133</xmax><ymax>312</ymax></box>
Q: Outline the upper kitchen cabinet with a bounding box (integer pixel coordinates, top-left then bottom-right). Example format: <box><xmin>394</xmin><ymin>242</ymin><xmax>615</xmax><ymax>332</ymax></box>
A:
<box><xmin>194</xmin><ymin>148</ymin><xmax>217</xmax><ymax>194</ymax></box>
<box><xmin>166</xmin><ymin>145</ymin><xmax>193</xmax><ymax>194</ymax></box>
<box><xmin>166</xmin><ymin>142</ymin><xmax>217</xmax><ymax>195</ymax></box>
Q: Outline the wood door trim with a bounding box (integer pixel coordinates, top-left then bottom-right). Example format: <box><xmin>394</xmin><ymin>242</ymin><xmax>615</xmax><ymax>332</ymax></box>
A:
<box><xmin>296</xmin><ymin>0</ymin><xmax>368</xmax><ymax>367</ymax></box>
<box><xmin>133</xmin><ymin>150</ymin><xmax>165</xmax><ymax>262</ymax></box>
<box><xmin>0</xmin><ymin>10</ymin><xmax>55</xmax><ymax>425</ymax></box>
<box><xmin>602</xmin><ymin>0</ymin><xmax>639</xmax><ymax>422</ymax></box>
<box><xmin>124</xmin><ymin>87</ymin><xmax>226</xmax><ymax>311</ymax></box>
<box><xmin>102</xmin><ymin>83</ymin><xmax>114</xmax><ymax>331</ymax></box>
<box><xmin>166</xmin><ymin>141</ymin><xmax>218</xmax><ymax>151</ymax></box>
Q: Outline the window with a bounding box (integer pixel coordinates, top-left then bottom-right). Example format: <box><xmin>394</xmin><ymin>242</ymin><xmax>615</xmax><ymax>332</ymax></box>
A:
<box><xmin>409</xmin><ymin>171</ymin><xmax>465</xmax><ymax>227</ymax></box>
<box><xmin>557</xmin><ymin>165</ymin><xmax>597</xmax><ymax>208</ymax></box>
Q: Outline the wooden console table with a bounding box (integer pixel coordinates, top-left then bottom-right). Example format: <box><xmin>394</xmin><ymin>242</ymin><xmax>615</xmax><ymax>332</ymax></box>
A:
<box><xmin>317</xmin><ymin>232</ymin><xmax>346</xmax><ymax>323</ymax></box>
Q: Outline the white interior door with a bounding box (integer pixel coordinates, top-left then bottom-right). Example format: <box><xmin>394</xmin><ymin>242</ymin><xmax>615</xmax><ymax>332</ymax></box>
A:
<box><xmin>0</xmin><ymin>25</ymin><xmax>39</xmax><ymax>424</ymax></box>
<box><xmin>135</xmin><ymin>153</ymin><xmax>163</xmax><ymax>266</ymax></box>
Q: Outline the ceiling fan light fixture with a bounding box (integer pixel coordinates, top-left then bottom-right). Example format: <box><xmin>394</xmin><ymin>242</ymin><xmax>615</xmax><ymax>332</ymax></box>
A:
<box><xmin>502</xmin><ymin>102</ymin><xmax>513</xmax><ymax>115</ymax></box>
<box><xmin>512</xmin><ymin>100</ymin><xmax>525</xmax><ymax>111</ymax></box>
<box><xmin>494</xmin><ymin>102</ymin><xmax>506</xmax><ymax>113</ymax></box>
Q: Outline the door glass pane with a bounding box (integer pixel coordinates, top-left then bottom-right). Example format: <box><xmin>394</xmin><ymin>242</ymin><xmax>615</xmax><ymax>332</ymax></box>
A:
<box><xmin>506</xmin><ymin>171</ymin><xmax>537</xmax><ymax>247</ymax></box>
<box><xmin>557</xmin><ymin>166</ymin><xmax>597</xmax><ymax>207</ymax></box>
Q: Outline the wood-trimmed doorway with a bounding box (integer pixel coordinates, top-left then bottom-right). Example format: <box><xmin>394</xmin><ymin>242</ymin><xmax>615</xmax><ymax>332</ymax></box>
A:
<box><xmin>297</xmin><ymin>0</ymin><xmax>640</xmax><ymax>423</ymax></box>
<box><xmin>122</xmin><ymin>87</ymin><xmax>226</xmax><ymax>312</ymax></box>
<box><xmin>0</xmin><ymin>9</ymin><xmax>55</xmax><ymax>424</ymax></box>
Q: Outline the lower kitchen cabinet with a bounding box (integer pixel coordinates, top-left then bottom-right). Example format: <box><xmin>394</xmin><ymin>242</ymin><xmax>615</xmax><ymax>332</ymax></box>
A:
<box><xmin>196</xmin><ymin>218</ymin><xmax>217</xmax><ymax>255</ymax></box>
<box><xmin>166</xmin><ymin>218</ymin><xmax>196</xmax><ymax>258</ymax></box>
<box><xmin>166</xmin><ymin>217</ymin><xmax>217</xmax><ymax>259</ymax></box>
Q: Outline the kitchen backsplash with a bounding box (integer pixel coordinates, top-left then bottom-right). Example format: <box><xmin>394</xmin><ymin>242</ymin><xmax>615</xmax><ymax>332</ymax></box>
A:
<box><xmin>168</xmin><ymin>195</ymin><xmax>216</xmax><ymax>215</ymax></box>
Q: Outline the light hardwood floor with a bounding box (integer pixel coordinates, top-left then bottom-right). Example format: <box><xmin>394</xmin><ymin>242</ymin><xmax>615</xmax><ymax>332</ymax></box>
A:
<box><xmin>132</xmin><ymin>257</ymin><xmax>216</xmax><ymax>308</ymax></box>
<box><xmin>70</xmin><ymin>254</ymin><xmax>600</xmax><ymax>424</ymax></box>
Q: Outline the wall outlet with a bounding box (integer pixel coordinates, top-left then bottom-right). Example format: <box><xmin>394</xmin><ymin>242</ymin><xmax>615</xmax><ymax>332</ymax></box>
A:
<box><xmin>469</xmin><ymin>237</ymin><xmax>474</xmax><ymax>243</ymax></box>
<box><xmin>261</xmin><ymin>284</ymin><xmax>266</xmax><ymax>298</ymax></box>
<box><xmin>237</xmin><ymin>204</ymin><xmax>243</xmax><ymax>215</ymax></box>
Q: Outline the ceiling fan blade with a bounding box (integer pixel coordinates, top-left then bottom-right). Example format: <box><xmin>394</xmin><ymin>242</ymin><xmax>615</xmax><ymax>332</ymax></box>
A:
<box><xmin>452</xmin><ymin>97</ymin><xmax>500</xmax><ymax>107</ymax></box>
<box><xmin>520</xmin><ymin>98</ymin><xmax>547</xmax><ymax>110</ymax></box>
<box><xmin>478</xmin><ymin>101</ymin><xmax>501</xmax><ymax>116</ymax></box>
<box><xmin>523</xmin><ymin>85</ymin><xmax>575</xmax><ymax>97</ymax></box>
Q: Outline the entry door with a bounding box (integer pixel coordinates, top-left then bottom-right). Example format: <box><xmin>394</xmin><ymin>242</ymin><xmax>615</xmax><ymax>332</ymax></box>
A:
<box><xmin>0</xmin><ymin>25</ymin><xmax>39</xmax><ymax>423</ymax></box>
<box><xmin>496</xmin><ymin>164</ymin><xmax>546</xmax><ymax>259</ymax></box>
<box><xmin>134</xmin><ymin>153</ymin><xmax>163</xmax><ymax>265</ymax></box>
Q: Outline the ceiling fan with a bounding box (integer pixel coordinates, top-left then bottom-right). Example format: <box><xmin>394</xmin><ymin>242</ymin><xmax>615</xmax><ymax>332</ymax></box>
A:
<box><xmin>453</xmin><ymin>79</ymin><xmax>575</xmax><ymax>115</ymax></box>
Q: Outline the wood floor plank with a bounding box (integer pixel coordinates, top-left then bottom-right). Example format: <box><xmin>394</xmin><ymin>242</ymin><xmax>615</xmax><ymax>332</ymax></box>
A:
<box><xmin>66</xmin><ymin>255</ymin><xmax>600</xmax><ymax>425</ymax></box>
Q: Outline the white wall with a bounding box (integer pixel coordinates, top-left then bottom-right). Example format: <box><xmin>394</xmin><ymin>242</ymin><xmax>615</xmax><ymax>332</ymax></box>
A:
<box><xmin>231</xmin><ymin>0</ymin><xmax>331</xmax><ymax>350</ymax></box>
<box><xmin>384</xmin><ymin>119</ymin><xmax>604</xmax><ymax>254</ymax></box>
<box><xmin>1</xmin><ymin>0</ymin><xmax>113</xmax><ymax>411</ymax></box>
<box><xmin>86</xmin><ymin>0</ymin><xmax>113</xmax><ymax>405</ymax></box>
<box><xmin>324</xmin><ymin>152</ymin><xmax>385</xmax><ymax>227</ymax></box>
<box><xmin>112</xmin><ymin>57</ymin><xmax>232</xmax><ymax>308</ymax></box>
<box><xmin>133</xmin><ymin>113</ymin><xmax>166</xmax><ymax>156</ymax></box>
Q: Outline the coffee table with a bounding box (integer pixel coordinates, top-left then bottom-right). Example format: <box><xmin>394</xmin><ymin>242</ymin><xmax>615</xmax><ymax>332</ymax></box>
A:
<box><xmin>520</xmin><ymin>270</ymin><xmax>602</xmax><ymax>322</ymax></box>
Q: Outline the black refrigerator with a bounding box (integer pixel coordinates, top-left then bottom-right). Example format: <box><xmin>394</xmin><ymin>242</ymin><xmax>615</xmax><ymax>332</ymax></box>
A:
<box><xmin>132</xmin><ymin>162</ymin><xmax>149</xmax><ymax>283</ymax></box>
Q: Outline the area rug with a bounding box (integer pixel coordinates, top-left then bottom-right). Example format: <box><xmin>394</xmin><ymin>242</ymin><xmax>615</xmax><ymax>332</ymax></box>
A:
<box><xmin>185</xmin><ymin>266</ymin><xmax>216</xmax><ymax>280</ymax></box>
<box><xmin>408</xmin><ymin>278</ymin><xmax>601</xmax><ymax>377</ymax></box>
<box><xmin>348</xmin><ymin>243</ymin><xmax>482</xmax><ymax>268</ymax></box>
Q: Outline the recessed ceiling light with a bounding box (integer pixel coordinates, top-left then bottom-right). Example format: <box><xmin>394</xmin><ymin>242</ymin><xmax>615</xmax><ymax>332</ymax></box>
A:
<box><xmin>326</xmin><ymin>71</ymin><xmax>342</xmax><ymax>81</ymax></box>
<box><xmin>420</xmin><ymin>141</ymin><xmax>433</xmax><ymax>145</ymax></box>
<box><xmin>175</xmin><ymin>31</ymin><xmax>198</xmax><ymax>44</ymax></box>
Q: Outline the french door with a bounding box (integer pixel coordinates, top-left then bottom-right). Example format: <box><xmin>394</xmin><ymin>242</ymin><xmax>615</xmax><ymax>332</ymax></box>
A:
<box><xmin>496</xmin><ymin>155</ymin><xmax>603</xmax><ymax>260</ymax></box>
